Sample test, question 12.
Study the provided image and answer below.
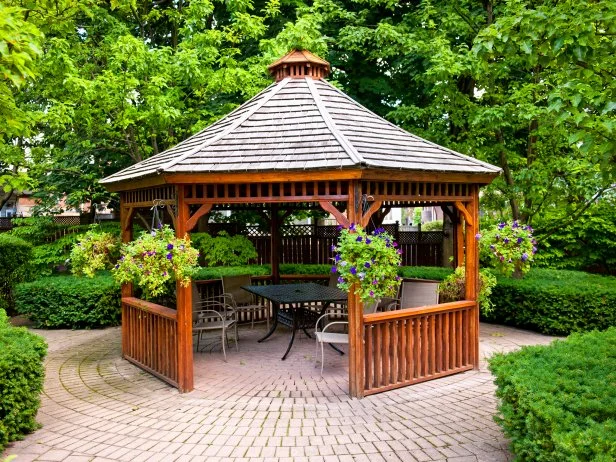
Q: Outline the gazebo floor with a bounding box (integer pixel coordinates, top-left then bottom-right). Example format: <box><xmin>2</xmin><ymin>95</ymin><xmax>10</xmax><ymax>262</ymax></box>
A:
<box><xmin>3</xmin><ymin>324</ymin><xmax>556</xmax><ymax>462</ymax></box>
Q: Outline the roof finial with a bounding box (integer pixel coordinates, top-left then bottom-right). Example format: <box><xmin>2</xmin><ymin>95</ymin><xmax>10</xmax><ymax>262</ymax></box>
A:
<box><xmin>268</xmin><ymin>49</ymin><xmax>330</xmax><ymax>82</ymax></box>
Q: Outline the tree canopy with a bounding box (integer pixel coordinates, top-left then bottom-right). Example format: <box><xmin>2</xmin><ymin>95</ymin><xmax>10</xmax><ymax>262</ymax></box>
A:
<box><xmin>1</xmin><ymin>0</ymin><xmax>614</xmax><ymax>270</ymax></box>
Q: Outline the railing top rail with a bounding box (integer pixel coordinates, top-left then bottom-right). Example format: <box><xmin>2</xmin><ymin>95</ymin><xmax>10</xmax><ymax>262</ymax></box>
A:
<box><xmin>364</xmin><ymin>300</ymin><xmax>476</xmax><ymax>323</ymax></box>
<box><xmin>122</xmin><ymin>297</ymin><xmax>178</xmax><ymax>320</ymax></box>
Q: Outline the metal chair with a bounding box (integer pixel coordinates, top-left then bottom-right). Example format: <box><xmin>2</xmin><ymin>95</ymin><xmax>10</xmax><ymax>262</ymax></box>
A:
<box><xmin>387</xmin><ymin>280</ymin><xmax>440</xmax><ymax>311</ymax></box>
<box><xmin>314</xmin><ymin>302</ymin><xmax>379</xmax><ymax>376</ymax></box>
<box><xmin>221</xmin><ymin>275</ymin><xmax>269</xmax><ymax>329</ymax></box>
<box><xmin>192</xmin><ymin>293</ymin><xmax>238</xmax><ymax>360</ymax></box>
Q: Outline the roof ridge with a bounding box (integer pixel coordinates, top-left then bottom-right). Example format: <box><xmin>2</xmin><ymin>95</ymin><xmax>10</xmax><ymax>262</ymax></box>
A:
<box><xmin>159</xmin><ymin>79</ymin><xmax>291</xmax><ymax>173</ymax></box>
<box><xmin>318</xmin><ymin>80</ymin><xmax>501</xmax><ymax>173</ymax></box>
<box><xmin>305</xmin><ymin>78</ymin><xmax>363</xmax><ymax>166</ymax></box>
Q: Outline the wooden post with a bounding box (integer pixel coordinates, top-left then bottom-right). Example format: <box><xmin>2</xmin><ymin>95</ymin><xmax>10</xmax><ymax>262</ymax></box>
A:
<box><xmin>455</xmin><ymin>209</ymin><xmax>464</xmax><ymax>268</ymax></box>
<box><xmin>176</xmin><ymin>185</ymin><xmax>194</xmax><ymax>392</ymax></box>
<box><xmin>120</xmin><ymin>197</ymin><xmax>134</xmax><ymax>359</ymax></box>
<box><xmin>347</xmin><ymin>180</ymin><xmax>364</xmax><ymax>398</ymax></box>
<box><xmin>270</xmin><ymin>204</ymin><xmax>280</xmax><ymax>284</ymax></box>
<box><xmin>469</xmin><ymin>186</ymin><xmax>480</xmax><ymax>368</ymax></box>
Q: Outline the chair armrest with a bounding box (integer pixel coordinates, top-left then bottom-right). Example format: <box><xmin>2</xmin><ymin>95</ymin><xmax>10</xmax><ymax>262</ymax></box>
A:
<box><xmin>193</xmin><ymin>309</ymin><xmax>224</xmax><ymax>322</ymax></box>
<box><xmin>321</xmin><ymin>321</ymin><xmax>349</xmax><ymax>334</ymax></box>
<box><xmin>315</xmin><ymin>312</ymin><xmax>347</xmax><ymax>332</ymax></box>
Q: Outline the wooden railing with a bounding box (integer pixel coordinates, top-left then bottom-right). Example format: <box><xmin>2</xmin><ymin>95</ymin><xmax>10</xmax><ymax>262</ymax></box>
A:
<box><xmin>363</xmin><ymin>300</ymin><xmax>477</xmax><ymax>396</ymax></box>
<box><xmin>122</xmin><ymin>297</ymin><xmax>179</xmax><ymax>388</ymax></box>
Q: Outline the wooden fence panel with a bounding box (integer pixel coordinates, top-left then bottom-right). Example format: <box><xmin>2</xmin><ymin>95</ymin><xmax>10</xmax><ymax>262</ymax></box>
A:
<box><xmin>363</xmin><ymin>301</ymin><xmax>476</xmax><ymax>395</ymax></box>
<box><xmin>122</xmin><ymin>297</ymin><xmax>179</xmax><ymax>388</ymax></box>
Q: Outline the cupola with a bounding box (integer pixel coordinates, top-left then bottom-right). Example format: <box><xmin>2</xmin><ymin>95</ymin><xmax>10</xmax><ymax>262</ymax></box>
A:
<box><xmin>267</xmin><ymin>49</ymin><xmax>330</xmax><ymax>82</ymax></box>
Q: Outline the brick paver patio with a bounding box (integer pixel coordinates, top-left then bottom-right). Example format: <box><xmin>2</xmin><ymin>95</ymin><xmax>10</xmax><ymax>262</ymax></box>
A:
<box><xmin>3</xmin><ymin>323</ymin><xmax>556</xmax><ymax>462</ymax></box>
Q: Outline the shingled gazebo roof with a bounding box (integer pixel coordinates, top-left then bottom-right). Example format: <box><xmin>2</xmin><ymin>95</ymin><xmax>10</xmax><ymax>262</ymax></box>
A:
<box><xmin>101</xmin><ymin>50</ymin><xmax>500</xmax><ymax>186</ymax></box>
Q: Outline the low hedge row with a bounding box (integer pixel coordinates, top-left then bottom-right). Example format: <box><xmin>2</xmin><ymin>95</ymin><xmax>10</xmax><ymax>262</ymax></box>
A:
<box><xmin>0</xmin><ymin>312</ymin><xmax>47</xmax><ymax>450</ymax></box>
<box><xmin>486</xmin><ymin>269</ymin><xmax>616</xmax><ymax>335</ymax></box>
<box><xmin>489</xmin><ymin>327</ymin><xmax>616</xmax><ymax>461</ymax></box>
<box><xmin>15</xmin><ymin>274</ymin><xmax>121</xmax><ymax>328</ymax></box>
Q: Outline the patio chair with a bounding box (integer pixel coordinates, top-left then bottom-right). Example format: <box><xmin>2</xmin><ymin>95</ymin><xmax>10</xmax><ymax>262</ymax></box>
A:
<box><xmin>314</xmin><ymin>302</ymin><xmax>379</xmax><ymax>376</ymax></box>
<box><xmin>387</xmin><ymin>279</ymin><xmax>440</xmax><ymax>311</ymax></box>
<box><xmin>221</xmin><ymin>274</ymin><xmax>269</xmax><ymax>329</ymax></box>
<box><xmin>192</xmin><ymin>294</ymin><xmax>238</xmax><ymax>361</ymax></box>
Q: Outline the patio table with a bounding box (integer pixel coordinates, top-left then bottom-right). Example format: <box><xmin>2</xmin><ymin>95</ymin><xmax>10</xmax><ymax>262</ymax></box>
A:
<box><xmin>242</xmin><ymin>282</ymin><xmax>348</xmax><ymax>360</ymax></box>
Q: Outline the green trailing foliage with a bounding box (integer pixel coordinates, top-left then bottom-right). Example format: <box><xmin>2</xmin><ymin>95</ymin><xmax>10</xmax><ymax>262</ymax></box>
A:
<box><xmin>489</xmin><ymin>328</ymin><xmax>616</xmax><ymax>461</ymax></box>
<box><xmin>0</xmin><ymin>309</ymin><xmax>47</xmax><ymax>451</ymax></box>
<box><xmin>0</xmin><ymin>234</ymin><xmax>32</xmax><ymax>312</ymax></box>
<box><xmin>439</xmin><ymin>267</ymin><xmax>497</xmax><ymax>316</ymax></box>
<box><xmin>70</xmin><ymin>230</ymin><xmax>120</xmax><ymax>277</ymax></box>
<box><xmin>191</xmin><ymin>232</ymin><xmax>258</xmax><ymax>267</ymax></box>
<box><xmin>332</xmin><ymin>225</ymin><xmax>402</xmax><ymax>304</ymax></box>
<box><xmin>485</xmin><ymin>269</ymin><xmax>616</xmax><ymax>335</ymax></box>
<box><xmin>15</xmin><ymin>275</ymin><xmax>121</xmax><ymax>328</ymax></box>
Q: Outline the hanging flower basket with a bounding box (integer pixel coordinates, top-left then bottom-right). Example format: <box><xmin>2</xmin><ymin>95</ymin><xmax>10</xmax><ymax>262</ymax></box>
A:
<box><xmin>113</xmin><ymin>225</ymin><xmax>199</xmax><ymax>300</ymax></box>
<box><xmin>331</xmin><ymin>224</ymin><xmax>402</xmax><ymax>304</ymax></box>
<box><xmin>70</xmin><ymin>228</ymin><xmax>120</xmax><ymax>277</ymax></box>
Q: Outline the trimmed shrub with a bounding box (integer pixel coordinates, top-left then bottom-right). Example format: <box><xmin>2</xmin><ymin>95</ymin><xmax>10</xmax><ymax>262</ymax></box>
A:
<box><xmin>0</xmin><ymin>316</ymin><xmax>47</xmax><ymax>450</ymax></box>
<box><xmin>399</xmin><ymin>266</ymin><xmax>453</xmax><ymax>281</ymax></box>
<box><xmin>485</xmin><ymin>269</ymin><xmax>616</xmax><ymax>335</ymax></box>
<box><xmin>0</xmin><ymin>235</ymin><xmax>33</xmax><ymax>312</ymax></box>
<box><xmin>15</xmin><ymin>275</ymin><xmax>121</xmax><ymax>328</ymax></box>
<box><xmin>489</xmin><ymin>328</ymin><xmax>616</xmax><ymax>461</ymax></box>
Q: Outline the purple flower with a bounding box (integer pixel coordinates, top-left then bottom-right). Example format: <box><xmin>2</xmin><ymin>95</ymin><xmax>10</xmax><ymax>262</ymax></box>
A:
<box><xmin>521</xmin><ymin>253</ymin><xmax>529</xmax><ymax>262</ymax></box>
<box><xmin>532</xmin><ymin>239</ymin><xmax>538</xmax><ymax>245</ymax></box>
<box><xmin>517</xmin><ymin>237</ymin><xmax>523</xmax><ymax>244</ymax></box>
<box><xmin>499</xmin><ymin>256</ymin><xmax>505</xmax><ymax>262</ymax></box>
<box><xmin>395</xmin><ymin>276</ymin><xmax>401</xmax><ymax>281</ymax></box>
<box><xmin>372</xmin><ymin>279</ymin><xmax>378</xmax><ymax>285</ymax></box>
<box><xmin>167</xmin><ymin>243</ymin><xmax>174</xmax><ymax>250</ymax></box>
<box><xmin>475</xmin><ymin>233</ymin><xmax>481</xmax><ymax>240</ymax></box>
<box><xmin>337</xmin><ymin>276</ymin><xmax>344</xmax><ymax>283</ymax></box>
<box><xmin>349</xmin><ymin>223</ymin><xmax>356</xmax><ymax>231</ymax></box>
<box><xmin>397</xmin><ymin>249</ymin><xmax>403</xmax><ymax>254</ymax></box>
<box><xmin>498</xmin><ymin>222</ymin><xmax>506</xmax><ymax>230</ymax></box>
<box><xmin>503</xmin><ymin>238</ymin><xmax>510</xmax><ymax>244</ymax></box>
<box><xmin>335</xmin><ymin>254</ymin><xmax>341</xmax><ymax>262</ymax></box>
<box><xmin>331</xmin><ymin>266</ymin><xmax>337</xmax><ymax>273</ymax></box>
<box><xmin>162</xmin><ymin>271</ymin><xmax>167</xmax><ymax>276</ymax></box>
<box><xmin>358</xmin><ymin>272</ymin><xmax>366</xmax><ymax>280</ymax></box>
<box><xmin>166</xmin><ymin>253</ymin><xmax>173</xmax><ymax>260</ymax></box>
<box><xmin>356</xmin><ymin>236</ymin><xmax>363</xmax><ymax>243</ymax></box>
<box><xmin>336</xmin><ymin>224</ymin><xmax>343</xmax><ymax>231</ymax></box>
<box><xmin>365</xmin><ymin>238</ymin><xmax>372</xmax><ymax>244</ymax></box>
<box><xmin>350</xmin><ymin>266</ymin><xmax>357</xmax><ymax>275</ymax></box>
<box><xmin>532</xmin><ymin>246</ymin><xmax>537</xmax><ymax>254</ymax></box>
<box><xmin>393</xmin><ymin>241</ymin><xmax>398</xmax><ymax>247</ymax></box>
<box><xmin>490</xmin><ymin>245</ymin><xmax>495</xmax><ymax>250</ymax></box>
<box><xmin>120</xmin><ymin>256</ymin><xmax>125</xmax><ymax>261</ymax></box>
<box><xmin>114</xmin><ymin>264</ymin><xmax>119</xmax><ymax>269</ymax></box>
<box><xmin>330</xmin><ymin>245</ymin><xmax>336</xmax><ymax>251</ymax></box>
<box><xmin>369</xmin><ymin>290</ymin><xmax>375</xmax><ymax>298</ymax></box>
<box><xmin>512</xmin><ymin>220</ymin><xmax>519</xmax><ymax>228</ymax></box>
<box><xmin>364</xmin><ymin>262</ymin><xmax>371</xmax><ymax>268</ymax></box>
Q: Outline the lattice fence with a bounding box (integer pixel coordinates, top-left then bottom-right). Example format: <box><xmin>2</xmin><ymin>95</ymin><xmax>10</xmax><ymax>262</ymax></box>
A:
<box><xmin>205</xmin><ymin>224</ymin><xmax>443</xmax><ymax>267</ymax></box>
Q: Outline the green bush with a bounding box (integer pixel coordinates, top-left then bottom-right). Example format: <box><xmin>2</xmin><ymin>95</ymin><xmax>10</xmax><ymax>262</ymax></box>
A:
<box><xmin>0</xmin><ymin>235</ymin><xmax>33</xmax><ymax>312</ymax></box>
<box><xmin>15</xmin><ymin>275</ymin><xmax>121</xmax><ymax>328</ymax></box>
<box><xmin>489</xmin><ymin>328</ymin><xmax>616</xmax><ymax>461</ymax></box>
<box><xmin>485</xmin><ymin>269</ymin><xmax>616</xmax><ymax>335</ymax></box>
<box><xmin>9</xmin><ymin>216</ymin><xmax>59</xmax><ymax>245</ymax></box>
<box><xmin>0</xmin><ymin>316</ymin><xmax>47</xmax><ymax>450</ymax></box>
<box><xmin>192</xmin><ymin>232</ymin><xmax>257</xmax><ymax>266</ymax></box>
<box><xmin>421</xmin><ymin>220</ymin><xmax>443</xmax><ymax>231</ymax></box>
<box><xmin>399</xmin><ymin>266</ymin><xmax>453</xmax><ymax>281</ymax></box>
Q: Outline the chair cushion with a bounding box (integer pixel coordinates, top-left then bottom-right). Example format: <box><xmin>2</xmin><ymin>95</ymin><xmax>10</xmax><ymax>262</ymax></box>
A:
<box><xmin>315</xmin><ymin>332</ymin><xmax>349</xmax><ymax>344</ymax></box>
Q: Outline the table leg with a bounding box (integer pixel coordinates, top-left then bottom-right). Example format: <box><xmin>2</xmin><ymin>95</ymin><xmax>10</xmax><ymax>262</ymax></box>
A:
<box><xmin>258</xmin><ymin>301</ymin><xmax>279</xmax><ymax>343</ymax></box>
<box><xmin>281</xmin><ymin>308</ymin><xmax>299</xmax><ymax>360</ymax></box>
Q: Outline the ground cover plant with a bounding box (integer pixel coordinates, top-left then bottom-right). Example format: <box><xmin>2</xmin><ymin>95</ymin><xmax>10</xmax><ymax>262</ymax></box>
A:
<box><xmin>490</xmin><ymin>327</ymin><xmax>616</xmax><ymax>461</ymax></box>
<box><xmin>15</xmin><ymin>274</ymin><xmax>121</xmax><ymax>328</ymax></box>
<box><xmin>0</xmin><ymin>310</ymin><xmax>47</xmax><ymax>451</ymax></box>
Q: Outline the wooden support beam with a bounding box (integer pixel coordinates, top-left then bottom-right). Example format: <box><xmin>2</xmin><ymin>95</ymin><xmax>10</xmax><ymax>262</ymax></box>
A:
<box><xmin>347</xmin><ymin>180</ymin><xmax>365</xmax><ymax>398</ymax></box>
<box><xmin>186</xmin><ymin>203</ymin><xmax>213</xmax><ymax>232</ymax></box>
<box><xmin>454</xmin><ymin>201</ymin><xmax>473</xmax><ymax>227</ymax></box>
<box><xmin>360</xmin><ymin>200</ymin><xmax>383</xmax><ymax>228</ymax></box>
<box><xmin>270</xmin><ymin>204</ymin><xmax>281</xmax><ymax>284</ymax></box>
<box><xmin>319</xmin><ymin>200</ymin><xmax>350</xmax><ymax>228</ymax></box>
<box><xmin>175</xmin><ymin>185</ymin><xmax>194</xmax><ymax>393</ymax></box>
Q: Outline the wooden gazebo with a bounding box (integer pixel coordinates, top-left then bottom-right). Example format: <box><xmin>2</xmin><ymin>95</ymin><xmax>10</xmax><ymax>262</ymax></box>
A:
<box><xmin>101</xmin><ymin>50</ymin><xmax>500</xmax><ymax>398</ymax></box>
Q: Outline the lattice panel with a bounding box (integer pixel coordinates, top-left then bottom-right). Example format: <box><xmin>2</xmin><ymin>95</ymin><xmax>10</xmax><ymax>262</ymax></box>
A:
<box><xmin>123</xmin><ymin>186</ymin><xmax>176</xmax><ymax>207</ymax></box>
<box><xmin>184</xmin><ymin>181</ymin><xmax>349</xmax><ymax>203</ymax></box>
<box><xmin>362</xmin><ymin>181</ymin><xmax>471</xmax><ymax>200</ymax></box>
<box><xmin>398</xmin><ymin>231</ymin><xmax>444</xmax><ymax>245</ymax></box>
<box><xmin>281</xmin><ymin>225</ymin><xmax>312</xmax><ymax>237</ymax></box>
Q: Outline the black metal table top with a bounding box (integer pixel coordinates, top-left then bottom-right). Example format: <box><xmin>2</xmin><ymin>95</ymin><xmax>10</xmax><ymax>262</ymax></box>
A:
<box><xmin>242</xmin><ymin>283</ymin><xmax>347</xmax><ymax>305</ymax></box>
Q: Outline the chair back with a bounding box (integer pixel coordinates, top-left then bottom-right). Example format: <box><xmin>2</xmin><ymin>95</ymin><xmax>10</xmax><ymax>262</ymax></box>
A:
<box><xmin>399</xmin><ymin>280</ymin><xmax>439</xmax><ymax>309</ymax></box>
<box><xmin>363</xmin><ymin>300</ymin><xmax>380</xmax><ymax>314</ymax></box>
<box><xmin>192</xmin><ymin>283</ymin><xmax>201</xmax><ymax>313</ymax></box>
<box><xmin>328</xmin><ymin>273</ymin><xmax>338</xmax><ymax>287</ymax></box>
<box><xmin>221</xmin><ymin>274</ymin><xmax>253</xmax><ymax>305</ymax></box>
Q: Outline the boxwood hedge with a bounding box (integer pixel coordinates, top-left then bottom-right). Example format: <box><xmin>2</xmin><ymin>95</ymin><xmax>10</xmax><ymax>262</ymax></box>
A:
<box><xmin>485</xmin><ymin>269</ymin><xmax>616</xmax><ymax>335</ymax></box>
<box><xmin>0</xmin><ymin>311</ymin><xmax>47</xmax><ymax>450</ymax></box>
<box><xmin>15</xmin><ymin>275</ymin><xmax>121</xmax><ymax>328</ymax></box>
<box><xmin>490</xmin><ymin>327</ymin><xmax>616</xmax><ymax>461</ymax></box>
